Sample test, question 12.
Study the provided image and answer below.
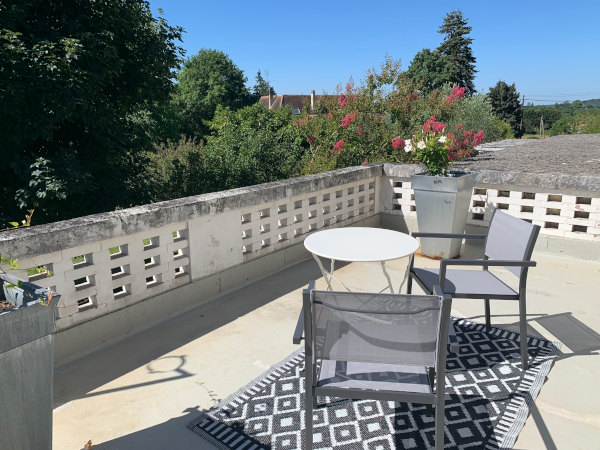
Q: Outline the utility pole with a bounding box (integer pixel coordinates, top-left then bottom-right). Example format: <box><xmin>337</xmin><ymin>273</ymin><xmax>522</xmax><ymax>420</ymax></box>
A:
<box><xmin>520</xmin><ymin>94</ymin><xmax>525</xmax><ymax>136</ymax></box>
<box><xmin>539</xmin><ymin>115</ymin><xmax>544</xmax><ymax>138</ymax></box>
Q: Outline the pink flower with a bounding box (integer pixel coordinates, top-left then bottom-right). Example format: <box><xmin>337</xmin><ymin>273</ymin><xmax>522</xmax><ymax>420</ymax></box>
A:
<box><xmin>391</xmin><ymin>137</ymin><xmax>405</xmax><ymax>150</ymax></box>
<box><xmin>341</xmin><ymin>113</ymin><xmax>356</xmax><ymax>128</ymax></box>
<box><xmin>307</xmin><ymin>136</ymin><xmax>315</xmax><ymax>144</ymax></box>
<box><xmin>362</xmin><ymin>160</ymin><xmax>369</xmax><ymax>165</ymax></box>
<box><xmin>455</xmin><ymin>123</ymin><xmax>463</xmax><ymax>131</ymax></box>
<box><xmin>473</xmin><ymin>130</ymin><xmax>485</xmax><ymax>145</ymax></box>
<box><xmin>445</xmin><ymin>94</ymin><xmax>454</xmax><ymax>104</ymax></box>
<box><xmin>451</xmin><ymin>85</ymin><xmax>465</xmax><ymax>100</ymax></box>
<box><xmin>346</xmin><ymin>83</ymin><xmax>353</xmax><ymax>92</ymax></box>
<box><xmin>339</xmin><ymin>93</ymin><xmax>347</xmax><ymax>107</ymax></box>
<box><xmin>331</xmin><ymin>139</ymin><xmax>344</xmax><ymax>153</ymax></box>
<box><xmin>356</xmin><ymin>125</ymin><xmax>365</xmax><ymax>136</ymax></box>
<box><xmin>423</xmin><ymin>115</ymin><xmax>446</xmax><ymax>133</ymax></box>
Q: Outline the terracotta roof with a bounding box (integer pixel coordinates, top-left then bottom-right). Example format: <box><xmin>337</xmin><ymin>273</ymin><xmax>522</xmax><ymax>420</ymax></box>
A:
<box><xmin>258</xmin><ymin>94</ymin><xmax>337</xmax><ymax>112</ymax></box>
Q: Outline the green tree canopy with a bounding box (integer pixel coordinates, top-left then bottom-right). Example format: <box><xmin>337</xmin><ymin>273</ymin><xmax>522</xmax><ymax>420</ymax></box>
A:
<box><xmin>172</xmin><ymin>49</ymin><xmax>252</xmax><ymax>139</ymax></box>
<box><xmin>488</xmin><ymin>81</ymin><xmax>523</xmax><ymax>137</ymax></box>
<box><xmin>406</xmin><ymin>49</ymin><xmax>454</xmax><ymax>94</ymax></box>
<box><xmin>0</xmin><ymin>0</ymin><xmax>184</xmax><ymax>225</ymax></box>
<box><xmin>252</xmin><ymin>70</ymin><xmax>276</xmax><ymax>100</ymax></box>
<box><xmin>438</xmin><ymin>9</ymin><xmax>477</xmax><ymax>96</ymax></box>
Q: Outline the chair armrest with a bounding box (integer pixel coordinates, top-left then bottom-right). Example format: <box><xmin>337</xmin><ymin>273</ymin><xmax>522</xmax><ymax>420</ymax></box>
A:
<box><xmin>292</xmin><ymin>307</ymin><xmax>304</xmax><ymax>345</ymax></box>
<box><xmin>411</xmin><ymin>232</ymin><xmax>486</xmax><ymax>240</ymax></box>
<box><xmin>440</xmin><ymin>259</ymin><xmax>537</xmax><ymax>268</ymax></box>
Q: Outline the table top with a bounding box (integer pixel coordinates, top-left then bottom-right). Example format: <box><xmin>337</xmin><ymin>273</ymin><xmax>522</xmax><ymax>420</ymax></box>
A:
<box><xmin>304</xmin><ymin>227</ymin><xmax>419</xmax><ymax>262</ymax></box>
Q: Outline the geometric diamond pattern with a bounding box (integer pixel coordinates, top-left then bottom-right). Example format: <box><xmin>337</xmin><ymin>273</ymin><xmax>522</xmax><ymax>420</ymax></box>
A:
<box><xmin>189</xmin><ymin>318</ymin><xmax>559</xmax><ymax>449</ymax></box>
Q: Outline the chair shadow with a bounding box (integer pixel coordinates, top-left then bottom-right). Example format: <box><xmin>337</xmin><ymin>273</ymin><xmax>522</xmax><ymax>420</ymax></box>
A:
<box><xmin>465</xmin><ymin>311</ymin><xmax>600</xmax><ymax>361</ymax></box>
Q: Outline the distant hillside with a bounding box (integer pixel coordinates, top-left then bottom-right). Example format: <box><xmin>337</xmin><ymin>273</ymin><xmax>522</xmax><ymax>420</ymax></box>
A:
<box><xmin>582</xmin><ymin>98</ymin><xmax>600</xmax><ymax>108</ymax></box>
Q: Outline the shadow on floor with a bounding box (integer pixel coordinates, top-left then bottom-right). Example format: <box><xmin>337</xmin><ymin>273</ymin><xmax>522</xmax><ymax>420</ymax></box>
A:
<box><xmin>88</xmin><ymin>407</ymin><xmax>214</xmax><ymax>450</ymax></box>
<box><xmin>54</xmin><ymin>259</ymin><xmax>323</xmax><ymax>407</ymax></box>
<box><xmin>465</xmin><ymin>311</ymin><xmax>600</xmax><ymax>361</ymax></box>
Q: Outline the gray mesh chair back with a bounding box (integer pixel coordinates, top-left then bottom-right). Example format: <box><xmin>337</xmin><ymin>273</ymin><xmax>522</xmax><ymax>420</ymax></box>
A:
<box><xmin>303</xmin><ymin>288</ymin><xmax>451</xmax><ymax>449</ymax></box>
<box><xmin>485</xmin><ymin>209</ymin><xmax>539</xmax><ymax>276</ymax></box>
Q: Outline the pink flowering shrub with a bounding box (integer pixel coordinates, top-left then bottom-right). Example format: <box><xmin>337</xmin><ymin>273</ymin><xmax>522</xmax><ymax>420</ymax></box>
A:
<box><xmin>445</xmin><ymin>84</ymin><xmax>466</xmax><ymax>104</ymax></box>
<box><xmin>330</xmin><ymin>139</ymin><xmax>344</xmax><ymax>153</ymax></box>
<box><xmin>291</xmin><ymin>57</ymin><xmax>493</xmax><ymax>174</ymax></box>
<box><xmin>341</xmin><ymin>113</ymin><xmax>356</xmax><ymax>128</ymax></box>
<box><xmin>391</xmin><ymin>137</ymin><xmax>405</xmax><ymax>150</ymax></box>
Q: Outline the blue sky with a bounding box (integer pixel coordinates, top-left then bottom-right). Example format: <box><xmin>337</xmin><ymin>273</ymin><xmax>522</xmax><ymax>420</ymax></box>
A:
<box><xmin>150</xmin><ymin>0</ymin><xmax>600</xmax><ymax>105</ymax></box>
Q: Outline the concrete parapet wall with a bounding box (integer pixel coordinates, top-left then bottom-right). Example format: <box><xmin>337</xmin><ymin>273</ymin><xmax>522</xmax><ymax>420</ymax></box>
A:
<box><xmin>0</xmin><ymin>166</ymin><xmax>380</xmax><ymax>345</ymax></box>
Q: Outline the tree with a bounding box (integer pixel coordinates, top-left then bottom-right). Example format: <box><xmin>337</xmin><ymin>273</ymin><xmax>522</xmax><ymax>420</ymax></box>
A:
<box><xmin>406</xmin><ymin>49</ymin><xmax>454</xmax><ymax>94</ymax></box>
<box><xmin>172</xmin><ymin>49</ymin><xmax>252</xmax><ymax>139</ymax></box>
<box><xmin>0</xmin><ymin>0</ymin><xmax>184</xmax><ymax>225</ymax></box>
<box><xmin>488</xmin><ymin>81</ymin><xmax>523</xmax><ymax>137</ymax></box>
<box><xmin>252</xmin><ymin>70</ymin><xmax>275</xmax><ymax>100</ymax></box>
<box><xmin>438</xmin><ymin>10</ymin><xmax>477</xmax><ymax>96</ymax></box>
<box><xmin>202</xmin><ymin>104</ymin><xmax>306</xmax><ymax>190</ymax></box>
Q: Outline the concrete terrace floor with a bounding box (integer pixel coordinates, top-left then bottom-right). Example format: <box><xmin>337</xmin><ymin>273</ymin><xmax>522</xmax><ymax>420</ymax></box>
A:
<box><xmin>53</xmin><ymin>250</ymin><xmax>600</xmax><ymax>449</ymax></box>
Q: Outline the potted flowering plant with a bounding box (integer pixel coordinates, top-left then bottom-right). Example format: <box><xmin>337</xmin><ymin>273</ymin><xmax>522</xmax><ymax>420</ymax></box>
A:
<box><xmin>1</xmin><ymin>216</ymin><xmax>59</xmax><ymax>450</ymax></box>
<box><xmin>396</xmin><ymin>115</ymin><xmax>484</xmax><ymax>258</ymax></box>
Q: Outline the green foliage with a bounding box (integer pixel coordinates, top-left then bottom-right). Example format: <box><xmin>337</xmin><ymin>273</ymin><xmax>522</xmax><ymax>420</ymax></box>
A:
<box><xmin>147</xmin><ymin>104</ymin><xmax>307</xmax><ymax>199</ymax></box>
<box><xmin>492</xmin><ymin>118</ymin><xmax>515</xmax><ymax>140</ymax></box>
<box><xmin>406</xmin><ymin>49</ymin><xmax>454</xmax><ymax>95</ymax></box>
<box><xmin>172</xmin><ymin>49</ymin><xmax>252</xmax><ymax>139</ymax></box>
<box><xmin>0</xmin><ymin>0</ymin><xmax>184</xmax><ymax>225</ymax></box>
<box><xmin>488</xmin><ymin>81</ymin><xmax>523</xmax><ymax>137</ymax></box>
<box><xmin>523</xmin><ymin>105</ymin><xmax>566</xmax><ymax>134</ymax></box>
<box><xmin>446</xmin><ymin>93</ymin><xmax>503</xmax><ymax>143</ymax></box>
<box><xmin>204</xmin><ymin>104</ymin><xmax>307</xmax><ymax>189</ymax></box>
<box><xmin>252</xmin><ymin>70</ymin><xmax>276</xmax><ymax>100</ymax></box>
<box><xmin>438</xmin><ymin>10</ymin><xmax>477</xmax><ymax>96</ymax></box>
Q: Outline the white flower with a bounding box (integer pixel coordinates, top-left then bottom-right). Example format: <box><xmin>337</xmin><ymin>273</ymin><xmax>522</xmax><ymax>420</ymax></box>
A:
<box><xmin>404</xmin><ymin>140</ymin><xmax>413</xmax><ymax>152</ymax></box>
<box><xmin>417</xmin><ymin>140</ymin><xmax>426</xmax><ymax>150</ymax></box>
<box><xmin>438</xmin><ymin>136</ymin><xmax>447</xmax><ymax>143</ymax></box>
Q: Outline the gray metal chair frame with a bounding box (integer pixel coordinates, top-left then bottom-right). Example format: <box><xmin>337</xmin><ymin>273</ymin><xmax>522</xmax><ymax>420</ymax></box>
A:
<box><xmin>297</xmin><ymin>281</ymin><xmax>452</xmax><ymax>449</ymax></box>
<box><xmin>407</xmin><ymin>208</ymin><xmax>540</xmax><ymax>370</ymax></box>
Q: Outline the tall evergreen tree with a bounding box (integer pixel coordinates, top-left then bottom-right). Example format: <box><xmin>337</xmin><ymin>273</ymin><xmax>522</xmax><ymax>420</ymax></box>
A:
<box><xmin>406</xmin><ymin>48</ymin><xmax>454</xmax><ymax>94</ymax></box>
<box><xmin>488</xmin><ymin>81</ymin><xmax>523</xmax><ymax>137</ymax></box>
<box><xmin>252</xmin><ymin>70</ymin><xmax>275</xmax><ymax>100</ymax></box>
<box><xmin>438</xmin><ymin>10</ymin><xmax>477</xmax><ymax>95</ymax></box>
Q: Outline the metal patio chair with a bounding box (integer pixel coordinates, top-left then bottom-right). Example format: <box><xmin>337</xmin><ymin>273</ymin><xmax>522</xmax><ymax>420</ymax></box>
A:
<box><xmin>296</xmin><ymin>282</ymin><xmax>451</xmax><ymax>449</ymax></box>
<box><xmin>407</xmin><ymin>208</ymin><xmax>540</xmax><ymax>369</ymax></box>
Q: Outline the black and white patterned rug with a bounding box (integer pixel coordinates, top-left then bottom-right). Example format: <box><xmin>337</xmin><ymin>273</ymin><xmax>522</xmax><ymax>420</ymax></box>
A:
<box><xmin>189</xmin><ymin>318</ymin><xmax>559</xmax><ymax>449</ymax></box>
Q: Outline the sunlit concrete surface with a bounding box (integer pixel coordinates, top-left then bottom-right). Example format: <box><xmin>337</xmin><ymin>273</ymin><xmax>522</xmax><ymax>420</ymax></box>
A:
<box><xmin>53</xmin><ymin>250</ymin><xmax>600</xmax><ymax>449</ymax></box>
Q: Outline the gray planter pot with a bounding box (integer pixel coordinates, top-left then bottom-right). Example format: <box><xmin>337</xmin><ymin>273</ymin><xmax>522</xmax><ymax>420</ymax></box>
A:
<box><xmin>0</xmin><ymin>274</ymin><xmax>59</xmax><ymax>450</ymax></box>
<box><xmin>411</xmin><ymin>171</ymin><xmax>477</xmax><ymax>259</ymax></box>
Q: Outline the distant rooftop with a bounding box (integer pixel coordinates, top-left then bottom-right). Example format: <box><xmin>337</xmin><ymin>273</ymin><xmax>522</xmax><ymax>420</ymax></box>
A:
<box><xmin>458</xmin><ymin>133</ymin><xmax>600</xmax><ymax>176</ymax></box>
<box><xmin>258</xmin><ymin>92</ymin><xmax>337</xmax><ymax>114</ymax></box>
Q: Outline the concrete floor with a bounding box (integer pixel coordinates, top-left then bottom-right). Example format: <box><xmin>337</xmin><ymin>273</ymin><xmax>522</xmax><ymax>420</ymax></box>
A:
<box><xmin>53</xmin><ymin>251</ymin><xmax>600</xmax><ymax>450</ymax></box>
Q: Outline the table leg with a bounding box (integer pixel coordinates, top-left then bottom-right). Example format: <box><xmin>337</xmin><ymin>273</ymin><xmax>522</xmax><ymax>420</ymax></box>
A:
<box><xmin>381</xmin><ymin>261</ymin><xmax>394</xmax><ymax>293</ymax></box>
<box><xmin>313</xmin><ymin>254</ymin><xmax>333</xmax><ymax>290</ymax></box>
<box><xmin>396</xmin><ymin>261</ymin><xmax>411</xmax><ymax>294</ymax></box>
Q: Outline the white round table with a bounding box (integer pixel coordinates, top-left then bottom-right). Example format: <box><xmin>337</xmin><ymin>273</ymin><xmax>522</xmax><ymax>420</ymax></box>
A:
<box><xmin>304</xmin><ymin>227</ymin><xmax>419</xmax><ymax>292</ymax></box>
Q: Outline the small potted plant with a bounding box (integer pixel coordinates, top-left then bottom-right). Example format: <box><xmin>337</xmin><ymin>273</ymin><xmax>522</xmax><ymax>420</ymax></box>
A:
<box><xmin>397</xmin><ymin>110</ymin><xmax>484</xmax><ymax>258</ymax></box>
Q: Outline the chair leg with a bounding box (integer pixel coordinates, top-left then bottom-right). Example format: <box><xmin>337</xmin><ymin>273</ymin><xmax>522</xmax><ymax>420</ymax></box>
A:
<box><xmin>519</xmin><ymin>294</ymin><xmax>529</xmax><ymax>370</ymax></box>
<box><xmin>484</xmin><ymin>298</ymin><xmax>491</xmax><ymax>331</ymax></box>
<box><xmin>305</xmin><ymin>392</ymin><xmax>313</xmax><ymax>449</ymax></box>
<box><xmin>434</xmin><ymin>398</ymin><xmax>445</xmax><ymax>450</ymax></box>
<box><xmin>406</xmin><ymin>274</ymin><xmax>413</xmax><ymax>294</ymax></box>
